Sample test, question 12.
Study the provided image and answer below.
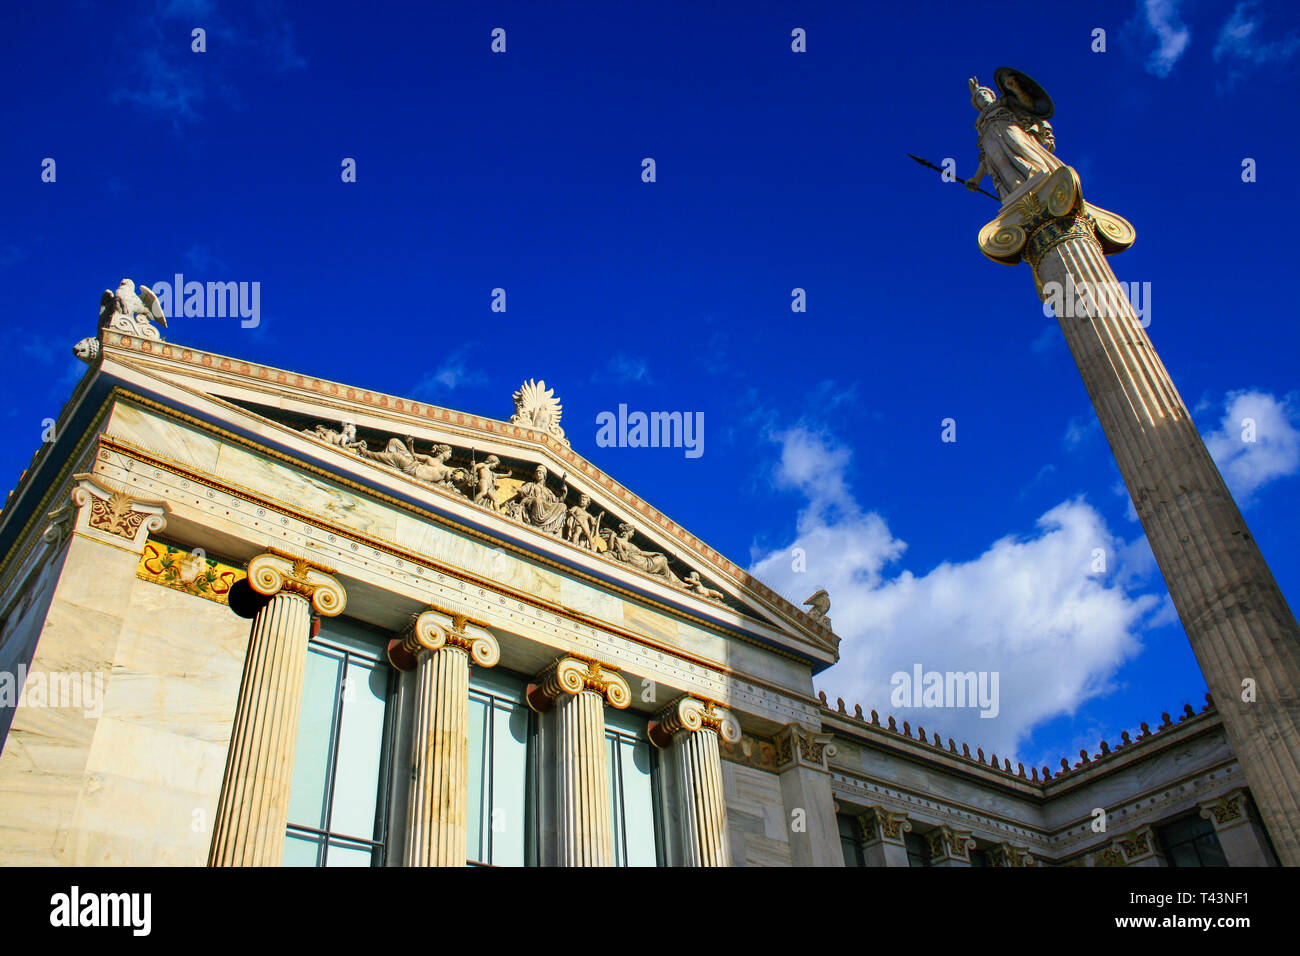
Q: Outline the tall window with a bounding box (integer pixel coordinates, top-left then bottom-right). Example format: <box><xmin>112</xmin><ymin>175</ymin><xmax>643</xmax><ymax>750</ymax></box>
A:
<box><xmin>283</xmin><ymin>619</ymin><xmax>397</xmax><ymax>866</ymax></box>
<box><xmin>605</xmin><ymin>707</ymin><xmax>663</xmax><ymax>866</ymax></box>
<box><xmin>1158</xmin><ymin>814</ymin><xmax>1228</xmax><ymax>867</ymax></box>
<box><xmin>906</xmin><ymin>831</ymin><xmax>932</xmax><ymax>867</ymax></box>
<box><xmin>838</xmin><ymin>814</ymin><xmax>866</xmax><ymax>866</ymax></box>
<box><xmin>467</xmin><ymin>668</ymin><xmax>534</xmax><ymax>866</ymax></box>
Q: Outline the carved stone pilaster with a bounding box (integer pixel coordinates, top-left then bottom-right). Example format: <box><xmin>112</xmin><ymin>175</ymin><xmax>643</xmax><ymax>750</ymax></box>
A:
<box><xmin>854</xmin><ymin>806</ymin><xmax>912</xmax><ymax>867</ymax></box>
<box><xmin>208</xmin><ymin>552</ymin><xmax>346</xmax><ymax>866</ymax></box>
<box><xmin>1095</xmin><ymin>826</ymin><xmax>1160</xmax><ymax>868</ymax></box>
<box><xmin>1199</xmin><ymin>788</ymin><xmax>1274</xmax><ymax>866</ymax></box>
<box><xmin>926</xmin><ymin>824</ymin><xmax>976</xmax><ymax>866</ymax></box>
<box><xmin>988</xmin><ymin>842</ymin><xmax>1035</xmax><ymax>867</ymax></box>
<box><xmin>1199</xmin><ymin>789</ymin><xmax>1247</xmax><ymax>831</ymax></box>
<box><xmin>774</xmin><ymin>724</ymin><xmax>837</xmax><ymax>773</ymax></box>
<box><xmin>528</xmin><ymin>657</ymin><xmax>629</xmax><ymax>866</ymax></box>
<box><xmin>67</xmin><ymin>474</ymin><xmax>167</xmax><ymax>553</ymax></box>
<box><xmin>392</xmin><ymin>609</ymin><xmax>499</xmax><ymax>867</ymax></box>
<box><xmin>860</xmin><ymin>806</ymin><xmax>912</xmax><ymax>847</ymax></box>
<box><xmin>649</xmin><ymin>696</ymin><xmax>740</xmax><ymax>867</ymax></box>
<box><xmin>774</xmin><ymin>723</ymin><xmax>841</xmax><ymax>865</ymax></box>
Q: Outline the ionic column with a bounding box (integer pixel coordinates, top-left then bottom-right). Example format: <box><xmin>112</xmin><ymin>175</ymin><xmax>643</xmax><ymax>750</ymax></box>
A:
<box><xmin>979</xmin><ymin>163</ymin><xmax>1300</xmax><ymax>865</ymax></box>
<box><xmin>209</xmin><ymin>552</ymin><xmax>346</xmax><ymax>866</ymax></box>
<box><xmin>527</xmin><ymin>656</ymin><xmax>630</xmax><ymax>866</ymax></box>
<box><xmin>388</xmin><ymin>609</ymin><xmax>499</xmax><ymax>867</ymax></box>
<box><xmin>649</xmin><ymin>696</ymin><xmax>740</xmax><ymax>866</ymax></box>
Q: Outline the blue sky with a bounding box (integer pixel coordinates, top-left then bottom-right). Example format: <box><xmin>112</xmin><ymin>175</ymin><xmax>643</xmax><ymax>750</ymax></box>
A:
<box><xmin>5</xmin><ymin>0</ymin><xmax>1299</xmax><ymax>771</ymax></box>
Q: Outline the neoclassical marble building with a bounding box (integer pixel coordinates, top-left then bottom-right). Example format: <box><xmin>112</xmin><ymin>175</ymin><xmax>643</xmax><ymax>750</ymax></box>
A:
<box><xmin>0</xmin><ymin>322</ymin><xmax>1281</xmax><ymax>866</ymax></box>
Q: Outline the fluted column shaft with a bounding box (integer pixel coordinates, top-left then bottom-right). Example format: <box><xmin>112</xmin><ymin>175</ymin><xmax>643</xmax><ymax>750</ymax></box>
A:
<box><xmin>528</xmin><ymin>656</ymin><xmax>630</xmax><ymax>867</ymax></box>
<box><xmin>650</xmin><ymin>695</ymin><xmax>739</xmax><ymax>866</ymax></box>
<box><xmin>407</xmin><ymin>645</ymin><xmax>470</xmax><ymax>865</ymax></box>
<box><xmin>210</xmin><ymin>591</ymin><xmax>312</xmax><ymax>866</ymax></box>
<box><xmin>209</xmin><ymin>552</ymin><xmax>346</xmax><ymax>866</ymax></box>
<box><xmin>557</xmin><ymin>690</ymin><xmax>614</xmax><ymax>866</ymax></box>
<box><xmin>1016</xmin><ymin>175</ymin><xmax>1300</xmax><ymax>865</ymax></box>
<box><xmin>393</xmin><ymin>609</ymin><xmax>500</xmax><ymax>867</ymax></box>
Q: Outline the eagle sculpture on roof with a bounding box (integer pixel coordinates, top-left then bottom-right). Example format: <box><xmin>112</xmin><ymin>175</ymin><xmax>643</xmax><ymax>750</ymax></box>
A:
<box><xmin>98</xmin><ymin>278</ymin><xmax>167</xmax><ymax>339</ymax></box>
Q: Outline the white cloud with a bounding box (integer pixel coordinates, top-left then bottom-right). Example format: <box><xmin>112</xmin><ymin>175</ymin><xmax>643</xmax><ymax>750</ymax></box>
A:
<box><xmin>751</xmin><ymin>427</ymin><xmax>1162</xmax><ymax>762</ymax></box>
<box><xmin>1202</xmin><ymin>389</ymin><xmax>1300</xmax><ymax>503</ymax></box>
<box><xmin>412</xmin><ymin>344</ymin><xmax>485</xmax><ymax>394</ymax></box>
<box><xmin>604</xmin><ymin>353</ymin><xmax>650</xmax><ymax>384</ymax></box>
<box><xmin>1214</xmin><ymin>2</ymin><xmax>1300</xmax><ymax>65</ymax></box>
<box><xmin>1139</xmin><ymin>0</ymin><xmax>1192</xmax><ymax>77</ymax></box>
<box><xmin>1062</xmin><ymin>414</ymin><xmax>1100</xmax><ymax>452</ymax></box>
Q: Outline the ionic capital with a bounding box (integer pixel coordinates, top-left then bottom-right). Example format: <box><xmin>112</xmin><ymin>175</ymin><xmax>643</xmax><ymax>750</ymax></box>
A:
<box><xmin>527</xmin><ymin>656</ymin><xmax>630</xmax><ymax>711</ymax></box>
<box><xmin>977</xmin><ymin>165</ymin><xmax>1134</xmax><ymax>268</ymax></box>
<box><xmin>246</xmin><ymin>549</ymin><xmax>346</xmax><ymax>617</ymax></box>
<box><xmin>648</xmin><ymin>695</ymin><xmax>740</xmax><ymax>748</ymax></box>
<box><xmin>387</xmin><ymin>607</ymin><xmax>499</xmax><ymax>671</ymax></box>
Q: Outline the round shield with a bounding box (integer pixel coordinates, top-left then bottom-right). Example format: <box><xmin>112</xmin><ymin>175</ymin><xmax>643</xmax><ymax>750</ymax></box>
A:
<box><xmin>994</xmin><ymin>67</ymin><xmax>1054</xmax><ymax>119</ymax></box>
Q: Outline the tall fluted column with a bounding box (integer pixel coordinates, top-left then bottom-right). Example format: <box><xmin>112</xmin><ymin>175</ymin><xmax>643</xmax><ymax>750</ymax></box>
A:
<box><xmin>649</xmin><ymin>696</ymin><xmax>740</xmax><ymax>866</ymax></box>
<box><xmin>209</xmin><ymin>552</ymin><xmax>346</xmax><ymax>866</ymax></box>
<box><xmin>388</xmin><ymin>609</ymin><xmax>499</xmax><ymax>867</ymax></box>
<box><xmin>527</xmin><ymin>657</ymin><xmax>630</xmax><ymax>866</ymax></box>
<box><xmin>979</xmin><ymin>163</ymin><xmax>1300</xmax><ymax>865</ymax></box>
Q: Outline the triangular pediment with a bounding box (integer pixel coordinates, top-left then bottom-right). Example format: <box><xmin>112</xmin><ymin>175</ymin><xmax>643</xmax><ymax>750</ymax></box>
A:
<box><xmin>77</xmin><ymin>333</ymin><xmax>838</xmax><ymax>669</ymax></box>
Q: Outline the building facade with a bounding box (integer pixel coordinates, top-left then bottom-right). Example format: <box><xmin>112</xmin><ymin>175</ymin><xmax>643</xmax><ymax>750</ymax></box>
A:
<box><xmin>0</xmin><ymin>328</ymin><xmax>1281</xmax><ymax>866</ymax></box>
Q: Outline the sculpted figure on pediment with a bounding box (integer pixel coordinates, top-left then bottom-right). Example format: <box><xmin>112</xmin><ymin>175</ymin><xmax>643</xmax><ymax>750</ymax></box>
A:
<box><xmin>471</xmin><ymin>455</ymin><xmax>512</xmax><ymax>511</ymax></box>
<box><xmin>505</xmin><ymin>465</ymin><xmax>569</xmax><ymax>534</ymax></box>
<box><xmin>362</xmin><ymin>436</ymin><xmax>467</xmax><ymax>494</ymax></box>
<box><xmin>684</xmin><ymin>571</ymin><xmax>725</xmax><ymax>603</ymax></box>
<box><xmin>304</xmin><ymin>421</ymin><xmax>367</xmax><ymax>453</ymax></box>
<box><xmin>565</xmin><ymin>493</ymin><xmax>604</xmax><ymax>550</ymax></box>
<box><xmin>601</xmin><ymin>522</ymin><xmax>682</xmax><ymax>586</ymax></box>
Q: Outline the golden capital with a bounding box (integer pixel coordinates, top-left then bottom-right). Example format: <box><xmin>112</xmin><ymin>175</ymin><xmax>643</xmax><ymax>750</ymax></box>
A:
<box><xmin>68</xmin><ymin>474</ymin><xmax>167</xmax><ymax>551</ymax></box>
<box><xmin>387</xmin><ymin>607</ymin><xmax>499</xmax><ymax>671</ymax></box>
<box><xmin>246</xmin><ymin>550</ymin><xmax>346</xmax><ymax>617</ymax></box>
<box><xmin>860</xmin><ymin>806</ymin><xmax>911</xmax><ymax>845</ymax></box>
<box><xmin>648</xmin><ymin>695</ymin><xmax>741</xmax><ymax>748</ymax></box>
<box><xmin>527</xmin><ymin>656</ymin><xmax>630</xmax><ymax>711</ymax></box>
<box><xmin>977</xmin><ymin>165</ymin><xmax>1134</xmax><ymax>267</ymax></box>
<box><xmin>1198</xmin><ymin>788</ymin><xmax>1248</xmax><ymax>830</ymax></box>
<box><xmin>925</xmin><ymin>824</ymin><xmax>976</xmax><ymax>862</ymax></box>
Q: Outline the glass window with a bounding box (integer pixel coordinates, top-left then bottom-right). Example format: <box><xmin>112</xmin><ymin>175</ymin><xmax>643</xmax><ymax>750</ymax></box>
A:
<box><xmin>467</xmin><ymin>668</ymin><xmax>535</xmax><ymax>866</ymax></box>
<box><xmin>605</xmin><ymin>707</ymin><xmax>663</xmax><ymax>867</ymax></box>
<box><xmin>284</xmin><ymin>619</ymin><xmax>396</xmax><ymax>866</ymax></box>
<box><xmin>970</xmin><ymin>847</ymin><xmax>990</xmax><ymax>867</ymax></box>
<box><xmin>906</xmin><ymin>831</ymin><xmax>932</xmax><ymax>867</ymax></box>
<box><xmin>1158</xmin><ymin>814</ymin><xmax>1228</xmax><ymax>867</ymax></box>
<box><xmin>838</xmin><ymin>814</ymin><xmax>866</xmax><ymax>866</ymax></box>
